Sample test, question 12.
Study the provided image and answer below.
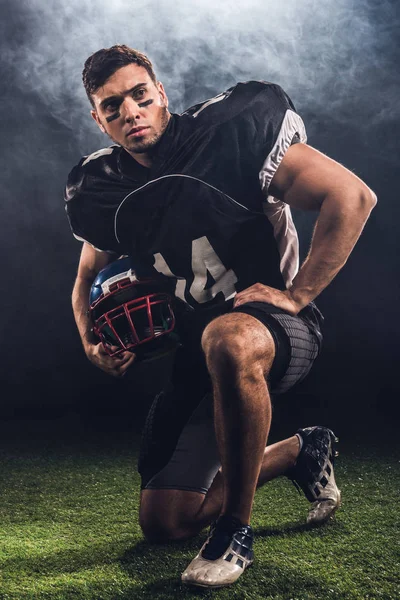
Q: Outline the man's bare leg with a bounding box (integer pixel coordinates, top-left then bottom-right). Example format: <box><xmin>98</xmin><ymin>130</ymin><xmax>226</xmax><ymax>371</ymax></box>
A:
<box><xmin>139</xmin><ymin>434</ymin><xmax>300</xmax><ymax>541</ymax></box>
<box><xmin>195</xmin><ymin>434</ymin><xmax>300</xmax><ymax>527</ymax></box>
<box><xmin>202</xmin><ymin>312</ymin><xmax>277</xmax><ymax>525</ymax></box>
<box><xmin>140</xmin><ymin>312</ymin><xmax>298</xmax><ymax>541</ymax></box>
<box><xmin>180</xmin><ymin>312</ymin><xmax>292</xmax><ymax>586</ymax></box>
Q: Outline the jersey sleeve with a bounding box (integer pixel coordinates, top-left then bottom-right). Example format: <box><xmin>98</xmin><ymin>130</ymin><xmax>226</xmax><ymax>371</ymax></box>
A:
<box><xmin>253</xmin><ymin>82</ymin><xmax>307</xmax><ymax>196</ymax></box>
<box><xmin>184</xmin><ymin>80</ymin><xmax>306</xmax><ymax>204</ymax></box>
<box><xmin>64</xmin><ymin>147</ymin><xmax>126</xmax><ymax>254</ymax></box>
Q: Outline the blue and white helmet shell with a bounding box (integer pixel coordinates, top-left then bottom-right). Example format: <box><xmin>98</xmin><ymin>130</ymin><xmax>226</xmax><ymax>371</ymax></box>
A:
<box><xmin>89</xmin><ymin>257</ymin><xmax>177</xmax><ymax>359</ymax></box>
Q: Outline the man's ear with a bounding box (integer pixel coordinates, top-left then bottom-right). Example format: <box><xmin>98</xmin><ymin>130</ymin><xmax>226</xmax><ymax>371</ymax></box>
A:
<box><xmin>91</xmin><ymin>109</ymin><xmax>106</xmax><ymax>134</ymax></box>
<box><xmin>157</xmin><ymin>82</ymin><xmax>169</xmax><ymax>108</ymax></box>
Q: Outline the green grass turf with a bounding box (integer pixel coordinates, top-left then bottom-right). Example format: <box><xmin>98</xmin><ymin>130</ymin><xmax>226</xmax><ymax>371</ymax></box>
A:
<box><xmin>0</xmin><ymin>417</ymin><xmax>399</xmax><ymax>600</ymax></box>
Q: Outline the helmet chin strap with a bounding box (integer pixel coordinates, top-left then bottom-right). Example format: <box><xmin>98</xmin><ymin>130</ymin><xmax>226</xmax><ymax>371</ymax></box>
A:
<box><xmin>100</xmin><ymin>269</ymin><xmax>137</xmax><ymax>295</ymax></box>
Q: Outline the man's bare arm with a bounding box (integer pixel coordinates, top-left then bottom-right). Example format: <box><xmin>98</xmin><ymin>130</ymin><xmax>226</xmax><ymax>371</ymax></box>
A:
<box><xmin>272</xmin><ymin>143</ymin><xmax>377</xmax><ymax>310</ymax></box>
<box><xmin>72</xmin><ymin>243</ymin><xmax>113</xmax><ymax>350</ymax></box>
<box><xmin>234</xmin><ymin>143</ymin><xmax>377</xmax><ymax>313</ymax></box>
<box><xmin>72</xmin><ymin>243</ymin><xmax>136</xmax><ymax>376</ymax></box>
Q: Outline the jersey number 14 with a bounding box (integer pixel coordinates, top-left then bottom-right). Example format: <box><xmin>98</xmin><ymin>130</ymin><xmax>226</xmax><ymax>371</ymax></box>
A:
<box><xmin>153</xmin><ymin>236</ymin><xmax>238</xmax><ymax>305</ymax></box>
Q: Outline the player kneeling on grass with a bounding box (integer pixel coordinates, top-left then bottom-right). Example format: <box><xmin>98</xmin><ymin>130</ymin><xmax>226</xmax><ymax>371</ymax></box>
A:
<box><xmin>65</xmin><ymin>45</ymin><xmax>376</xmax><ymax>588</ymax></box>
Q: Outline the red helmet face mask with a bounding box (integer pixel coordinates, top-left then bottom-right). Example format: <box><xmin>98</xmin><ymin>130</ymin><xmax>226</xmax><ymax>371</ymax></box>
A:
<box><xmin>89</xmin><ymin>258</ymin><xmax>176</xmax><ymax>358</ymax></box>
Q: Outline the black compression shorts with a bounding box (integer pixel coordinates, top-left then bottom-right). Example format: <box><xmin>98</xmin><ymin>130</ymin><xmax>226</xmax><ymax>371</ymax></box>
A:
<box><xmin>138</xmin><ymin>301</ymin><xmax>322</xmax><ymax>493</ymax></box>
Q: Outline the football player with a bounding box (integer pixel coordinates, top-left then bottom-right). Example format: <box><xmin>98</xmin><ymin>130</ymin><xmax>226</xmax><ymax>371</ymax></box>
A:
<box><xmin>65</xmin><ymin>45</ymin><xmax>376</xmax><ymax>588</ymax></box>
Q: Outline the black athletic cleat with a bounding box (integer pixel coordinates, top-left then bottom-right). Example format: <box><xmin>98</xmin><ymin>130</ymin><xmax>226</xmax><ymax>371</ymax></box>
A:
<box><xmin>286</xmin><ymin>426</ymin><xmax>341</xmax><ymax>525</ymax></box>
<box><xmin>181</xmin><ymin>515</ymin><xmax>254</xmax><ymax>588</ymax></box>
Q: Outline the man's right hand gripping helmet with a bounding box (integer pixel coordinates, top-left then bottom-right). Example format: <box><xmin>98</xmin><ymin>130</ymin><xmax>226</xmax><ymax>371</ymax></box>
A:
<box><xmin>89</xmin><ymin>257</ymin><xmax>178</xmax><ymax>360</ymax></box>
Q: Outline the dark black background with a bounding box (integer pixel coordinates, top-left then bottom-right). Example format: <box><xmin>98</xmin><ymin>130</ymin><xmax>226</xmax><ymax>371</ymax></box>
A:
<box><xmin>1</xmin><ymin>0</ymin><xmax>399</xmax><ymax>435</ymax></box>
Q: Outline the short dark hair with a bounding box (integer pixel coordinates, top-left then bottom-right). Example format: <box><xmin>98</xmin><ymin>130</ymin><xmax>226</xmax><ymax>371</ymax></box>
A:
<box><xmin>82</xmin><ymin>45</ymin><xmax>157</xmax><ymax>106</ymax></box>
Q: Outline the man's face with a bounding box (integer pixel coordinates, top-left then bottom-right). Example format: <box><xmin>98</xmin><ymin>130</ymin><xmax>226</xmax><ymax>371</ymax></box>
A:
<box><xmin>91</xmin><ymin>64</ymin><xmax>170</xmax><ymax>162</ymax></box>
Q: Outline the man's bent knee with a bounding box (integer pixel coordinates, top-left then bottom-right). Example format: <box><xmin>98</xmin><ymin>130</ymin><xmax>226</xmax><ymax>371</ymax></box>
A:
<box><xmin>201</xmin><ymin>313</ymin><xmax>275</xmax><ymax>373</ymax></box>
<box><xmin>139</xmin><ymin>514</ymin><xmax>191</xmax><ymax>543</ymax></box>
<box><xmin>139</xmin><ymin>489</ymin><xmax>205</xmax><ymax>543</ymax></box>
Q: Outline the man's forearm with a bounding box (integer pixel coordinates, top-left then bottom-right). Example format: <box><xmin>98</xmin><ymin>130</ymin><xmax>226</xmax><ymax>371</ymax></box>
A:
<box><xmin>288</xmin><ymin>187</ymin><xmax>377</xmax><ymax>310</ymax></box>
<box><xmin>72</xmin><ymin>276</ymin><xmax>98</xmax><ymax>352</ymax></box>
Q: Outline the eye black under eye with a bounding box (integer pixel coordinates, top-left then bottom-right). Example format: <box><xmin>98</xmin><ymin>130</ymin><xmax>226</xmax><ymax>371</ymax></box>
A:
<box><xmin>105</xmin><ymin>103</ymin><xmax>118</xmax><ymax>112</ymax></box>
<box><xmin>138</xmin><ymin>99</ymin><xmax>153</xmax><ymax>108</ymax></box>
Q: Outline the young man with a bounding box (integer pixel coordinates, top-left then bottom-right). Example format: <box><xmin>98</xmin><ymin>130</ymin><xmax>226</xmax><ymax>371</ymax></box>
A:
<box><xmin>65</xmin><ymin>45</ymin><xmax>376</xmax><ymax>588</ymax></box>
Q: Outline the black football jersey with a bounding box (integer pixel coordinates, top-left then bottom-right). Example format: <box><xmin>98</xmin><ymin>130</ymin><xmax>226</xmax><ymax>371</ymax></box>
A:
<box><xmin>65</xmin><ymin>81</ymin><xmax>317</xmax><ymax>319</ymax></box>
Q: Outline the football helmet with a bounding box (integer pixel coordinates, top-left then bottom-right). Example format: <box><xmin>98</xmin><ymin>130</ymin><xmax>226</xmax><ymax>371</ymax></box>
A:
<box><xmin>89</xmin><ymin>257</ymin><xmax>177</xmax><ymax>360</ymax></box>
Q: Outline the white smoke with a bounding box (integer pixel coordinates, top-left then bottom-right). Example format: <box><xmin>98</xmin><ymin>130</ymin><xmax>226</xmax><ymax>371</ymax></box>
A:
<box><xmin>5</xmin><ymin>0</ymin><xmax>399</xmax><ymax>153</ymax></box>
<box><xmin>0</xmin><ymin>0</ymin><xmax>398</xmax><ymax>381</ymax></box>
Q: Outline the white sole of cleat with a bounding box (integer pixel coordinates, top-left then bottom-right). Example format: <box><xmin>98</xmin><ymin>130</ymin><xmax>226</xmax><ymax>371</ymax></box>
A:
<box><xmin>182</xmin><ymin>564</ymin><xmax>254</xmax><ymax>589</ymax></box>
<box><xmin>307</xmin><ymin>490</ymin><xmax>341</xmax><ymax>525</ymax></box>
<box><xmin>181</xmin><ymin>536</ymin><xmax>254</xmax><ymax>588</ymax></box>
<box><xmin>181</xmin><ymin>562</ymin><xmax>253</xmax><ymax>589</ymax></box>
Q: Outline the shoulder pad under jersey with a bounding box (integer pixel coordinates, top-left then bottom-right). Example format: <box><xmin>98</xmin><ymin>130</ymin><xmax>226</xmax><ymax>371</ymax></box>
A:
<box><xmin>182</xmin><ymin>80</ymin><xmax>297</xmax><ymax>128</ymax></box>
<box><xmin>64</xmin><ymin>145</ymin><xmax>121</xmax><ymax>203</ymax></box>
<box><xmin>64</xmin><ymin>145</ymin><xmax>130</xmax><ymax>253</ymax></box>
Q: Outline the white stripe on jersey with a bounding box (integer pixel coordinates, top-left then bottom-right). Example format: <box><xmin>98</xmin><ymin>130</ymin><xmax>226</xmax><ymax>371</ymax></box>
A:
<box><xmin>189</xmin><ymin>92</ymin><xmax>229</xmax><ymax>118</ymax></box>
<box><xmin>259</xmin><ymin>109</ymin><xmax>307</xmax><ymax>287</ymax></box>
<box><xmin>114</xmin><ymin>173</ymin><xmax>253</xmax><ymax>244</ymax></box>
<box><xmin>82</xmin><ymin>146</ymin><xmax>116</xmax><ymax>167</ymax></box>
<box><xmin>259</xmin><ymin>108</ymin><xmax>307</xmax><ymax>192</ymax></box>
<box><xmin>261</xmin><ymin>202</ymin><xmax>299</xmax><ymax>288</ymax></box>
